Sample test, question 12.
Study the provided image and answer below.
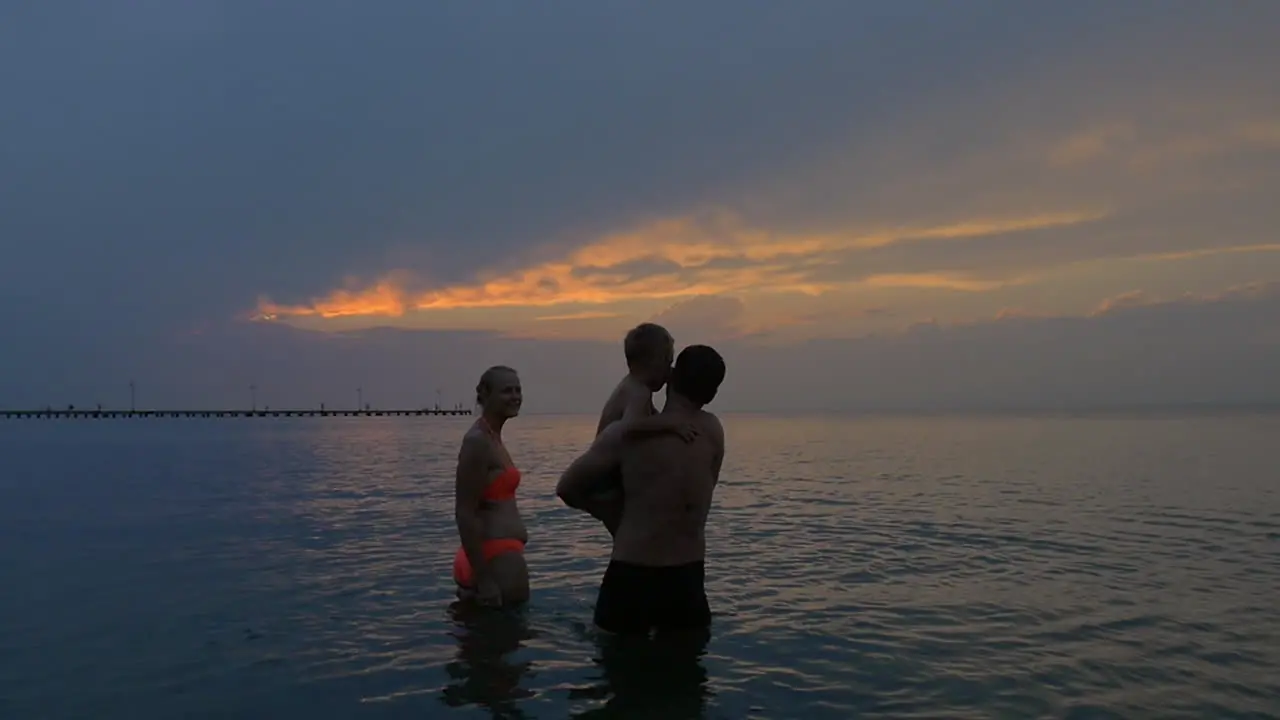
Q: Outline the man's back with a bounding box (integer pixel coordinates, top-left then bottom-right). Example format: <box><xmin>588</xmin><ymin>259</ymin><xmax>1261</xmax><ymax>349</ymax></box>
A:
<box><xmin>613</xmin><ymin>409</ymin><xmax>724</xmax><ymax>567</ymax></box>
<box><xmin>587</xmin><ymin>343</ymin><xmax>727</xmax><ymax>637</ymax></box>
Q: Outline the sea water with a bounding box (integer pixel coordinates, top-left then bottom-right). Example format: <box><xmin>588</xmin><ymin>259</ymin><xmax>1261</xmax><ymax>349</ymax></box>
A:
<box><xmin>1</xmin><ymin>412</ymin><xmax>1277</xmax><ymax>718</ymax></box>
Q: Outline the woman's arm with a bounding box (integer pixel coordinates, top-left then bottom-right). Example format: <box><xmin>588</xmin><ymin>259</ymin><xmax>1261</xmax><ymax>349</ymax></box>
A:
<box><xmin>455</xmin><ymin>434</ymin><xmax>493</xmax><ymax>586</ymax></box>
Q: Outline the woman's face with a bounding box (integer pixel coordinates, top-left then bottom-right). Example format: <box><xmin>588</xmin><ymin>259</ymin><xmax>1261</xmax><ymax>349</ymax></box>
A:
<box><xmin>483</xmin><ymin>370</ymin><xmax>523</xmax><ymax>418</ymax></box>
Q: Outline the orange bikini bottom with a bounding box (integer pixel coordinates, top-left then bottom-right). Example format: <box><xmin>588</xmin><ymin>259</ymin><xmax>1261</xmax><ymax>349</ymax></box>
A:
<box><xmin>453</xmin><ymin>538</ymin><xmax>526</xmax><ymax>588</ymax></box>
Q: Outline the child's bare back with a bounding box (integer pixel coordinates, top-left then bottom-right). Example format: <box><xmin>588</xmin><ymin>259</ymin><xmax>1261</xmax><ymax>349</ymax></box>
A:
<box><xmin>580</xmin><ymin>323</ymin><xmax>695</xmax><ymax>513</ymax></box>
<box><xmin>596</xmin><ymin>374</ymin><xmax>657</xmax><ymax>437</ymax></box>
<box><xmin>585</xmin><ymin>375</ymin><xmax>655</xmax><ymax>500</ymax></box>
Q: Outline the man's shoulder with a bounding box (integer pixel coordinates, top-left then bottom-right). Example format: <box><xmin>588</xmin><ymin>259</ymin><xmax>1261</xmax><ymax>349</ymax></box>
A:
<box><xmin>696</xmin><ymin>410</ymin><xmax>724</xmax><ymax>439</ymax></box>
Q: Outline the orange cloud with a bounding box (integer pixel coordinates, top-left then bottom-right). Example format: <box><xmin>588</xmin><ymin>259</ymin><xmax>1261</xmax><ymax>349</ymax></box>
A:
<box><xmin>1141</xmin><ymin>243</ymin><xmax>1280</xmax><ymax>262</ymax></box>
<box><xmin>861</xmin><ymin>273</ymin><xmax>1017</xmax><ymax>292</ymax></box>
<box><xmin>1091</xmin><ymin>290</ymin><xmax>1152</xmax><ymax>316</ymax></box>
<box><xmin>1130</xmin><ymin>121</ymin><xmax>1280</xmax><ymax>169</ymax></box>
<box><xmin>1047</xmin><ymin>117</ymin><xmax>1280</xmax><ymax>171</ymax></box>
<box><xmin>534</xmin><ymin>310</ymin><xmax>622</xmax><ymax>322</ymax></box>
<box><xmin>252</xmin><ymin>210</ymin><xmax>1102</xmax><ymax>321</ymax></box>
<box><xmin>1048</xmin><ymin>122</ymin><xmax>1137</xmax><ymax>167</ymax></box>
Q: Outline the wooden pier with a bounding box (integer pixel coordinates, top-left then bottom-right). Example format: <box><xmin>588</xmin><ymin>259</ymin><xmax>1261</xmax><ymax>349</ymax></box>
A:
<box><xmin>0</xmin><ymin>409</ymin><xmax>471</xmax><ymax>420</ymax></box>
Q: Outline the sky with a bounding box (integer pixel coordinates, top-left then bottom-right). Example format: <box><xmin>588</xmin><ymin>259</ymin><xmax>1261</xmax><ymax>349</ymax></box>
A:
<box><xmin>2</xmin><ymin>1</ymin><xmax>1278</xmax><ymax>412</ymax></box>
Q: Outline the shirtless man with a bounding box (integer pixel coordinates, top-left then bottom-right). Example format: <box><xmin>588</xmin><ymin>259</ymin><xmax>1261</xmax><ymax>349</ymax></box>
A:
<box><xmin>557</xmin><ymin>345</ymin><xmax>727</xmax><ymax>635</ymax></box>
<box><xmin>574</xmin><ymin>323</ymin><xmax>697</xmax><ymax>533</ymax></box>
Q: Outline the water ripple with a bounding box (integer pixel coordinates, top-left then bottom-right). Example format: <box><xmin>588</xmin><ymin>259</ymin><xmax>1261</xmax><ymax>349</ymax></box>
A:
<box><xmin>0</xmin><ymin>413</ymin><xmax>1278</xmax><ymax>718</ymax></box>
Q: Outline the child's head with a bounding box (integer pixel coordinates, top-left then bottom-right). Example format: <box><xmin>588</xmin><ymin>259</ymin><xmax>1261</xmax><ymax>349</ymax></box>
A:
<box><xmin>623</xmin><ymin>323</ymin><xmax>675</xmax><ymax>391</ymax></box>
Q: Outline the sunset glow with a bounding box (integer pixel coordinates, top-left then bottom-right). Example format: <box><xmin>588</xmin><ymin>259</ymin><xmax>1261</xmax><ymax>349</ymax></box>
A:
<box><xmin>7</xmin><ymin>2</ymin><xmax>1278</xmax><ymax>411</ymax></box>
<box><xmin>253</xmin><ymin>211</ymin><xmax>1101</xmax><ymax>322</ymax></box>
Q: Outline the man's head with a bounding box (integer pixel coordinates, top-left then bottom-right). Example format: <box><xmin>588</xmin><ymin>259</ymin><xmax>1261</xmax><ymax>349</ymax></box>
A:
<box><xmin>668</xmin><ymin>345</ymin><xmax>726</xmax><ymax>408</ymax></box>
<box><xmin>623</xmin><ymin>322</ymin><xmax>675</xmax><ymax>391</ymax></box>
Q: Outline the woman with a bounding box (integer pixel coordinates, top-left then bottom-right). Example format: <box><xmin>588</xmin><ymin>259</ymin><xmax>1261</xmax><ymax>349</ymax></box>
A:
<box><xmin>453</xmin><ymin>365</ymin><xmax>529</xmax><ymax>607</ymax></box>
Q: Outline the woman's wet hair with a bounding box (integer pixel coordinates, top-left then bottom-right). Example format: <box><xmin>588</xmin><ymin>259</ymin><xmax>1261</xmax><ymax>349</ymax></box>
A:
<box><xmin>476</xmin><ymin>365</ymin><xmax>517</xmax><ymax>406</ymax></box>
<box><xmin>670</xmin><ymin>345</ymin><xmax>725</xmax><ymax>406</ymax></box>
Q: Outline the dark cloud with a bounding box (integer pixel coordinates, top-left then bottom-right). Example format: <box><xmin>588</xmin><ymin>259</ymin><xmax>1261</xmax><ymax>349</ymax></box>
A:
<box><xmin>0</xmin><ymin>2</ymin><xmax>1213</xmax><ymax>319</ymax></box>
<box><xmin>649</xmin><ymin>295</ymin><xmax>748</xmax><ymax>343</ymax></box>
<box><xmin>1</xmin><ymin>2</ymin><xmax>1277</xmax><ymax>402</ymax></box>
<box><xmin>731</xmin><ymin>283</ymin><xmax>1280</xmax><ymax>412</ymax></box>
<box><xmin>800</xmin><ymin>188</ymin><xmax>1280</xmax><ymax>283</ymax></box>
<box><xmin>3</xmin><ymin>284</ymin><xmax>1276</xmax><ymax>413</ymax></box>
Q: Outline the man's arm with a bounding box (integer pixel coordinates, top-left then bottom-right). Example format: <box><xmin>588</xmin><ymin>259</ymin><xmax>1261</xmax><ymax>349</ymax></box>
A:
<box><xmin>556</xmin><ymin>425</ymin><xmax>627</xmax><ymax>533</ymax></box>
<box><xmin>582</xmin><ymin>490</ymin><xmax>625</xmax><ymax>535</ymax></box>
<box><xmin>557</xmin><ymin>423</ymin><xmax>623</xmax><ymax>505</ymax></box>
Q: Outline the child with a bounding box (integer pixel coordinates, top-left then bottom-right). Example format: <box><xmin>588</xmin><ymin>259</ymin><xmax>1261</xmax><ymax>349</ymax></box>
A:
<box><xmin>576</xmin><ymin>324</ymin><xmax>697</xmax><ymax>527</ymax></box>
<box><xmin>595</xmin><ymin>322</ymin><xmax>698</xmax><ymax>441</ymax></box>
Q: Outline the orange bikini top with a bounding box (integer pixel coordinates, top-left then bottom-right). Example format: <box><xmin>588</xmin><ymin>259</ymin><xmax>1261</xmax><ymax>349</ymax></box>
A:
<box><xmin>482</xmin><ymin>466</ymin><xmax>521</xmax><ymax>502</ymax></box>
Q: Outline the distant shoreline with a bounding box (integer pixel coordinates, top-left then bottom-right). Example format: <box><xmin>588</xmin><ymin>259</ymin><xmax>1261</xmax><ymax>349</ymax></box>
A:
<box><xmin>520</xmin><ymin>404</ymin><xmax>1280</xmax><ymax>418</ymax></box>
<box><xmin>5</xmin><ymin>404</ymin><xmax>1278</xmax><ymax>421</ymax></box>
<box><xmin>717</xmin><ymin>404</ymin><xmax>1280</xmax><ymax>418</ymax></box>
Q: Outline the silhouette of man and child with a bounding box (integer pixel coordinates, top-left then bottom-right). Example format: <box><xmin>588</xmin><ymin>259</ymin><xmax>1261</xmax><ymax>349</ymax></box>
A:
<box><xmin>445</xmin><ymin>323</ymin><xmax>726</xmax><ymax>714</ymax></box>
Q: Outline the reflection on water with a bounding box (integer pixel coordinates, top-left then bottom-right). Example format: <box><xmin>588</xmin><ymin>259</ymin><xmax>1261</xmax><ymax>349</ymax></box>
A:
<box><xmin>570</xmin><ymin>630</ymin><xmax>712</xmax><ymax>720</ymax></box>
<box><xmin>440</xmin><ymin>602</ymin><xmax>536</xmax><ymax>719</ymax></box>
<box><xmin>437</xmin><ymin>601</ymin><xmax>712</xmax><ymax>720</ymax></box>
<box><xmin>2</xmin><ymin>413</ymin><xmax>1279</xmax><ymax>718</ymax></box>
